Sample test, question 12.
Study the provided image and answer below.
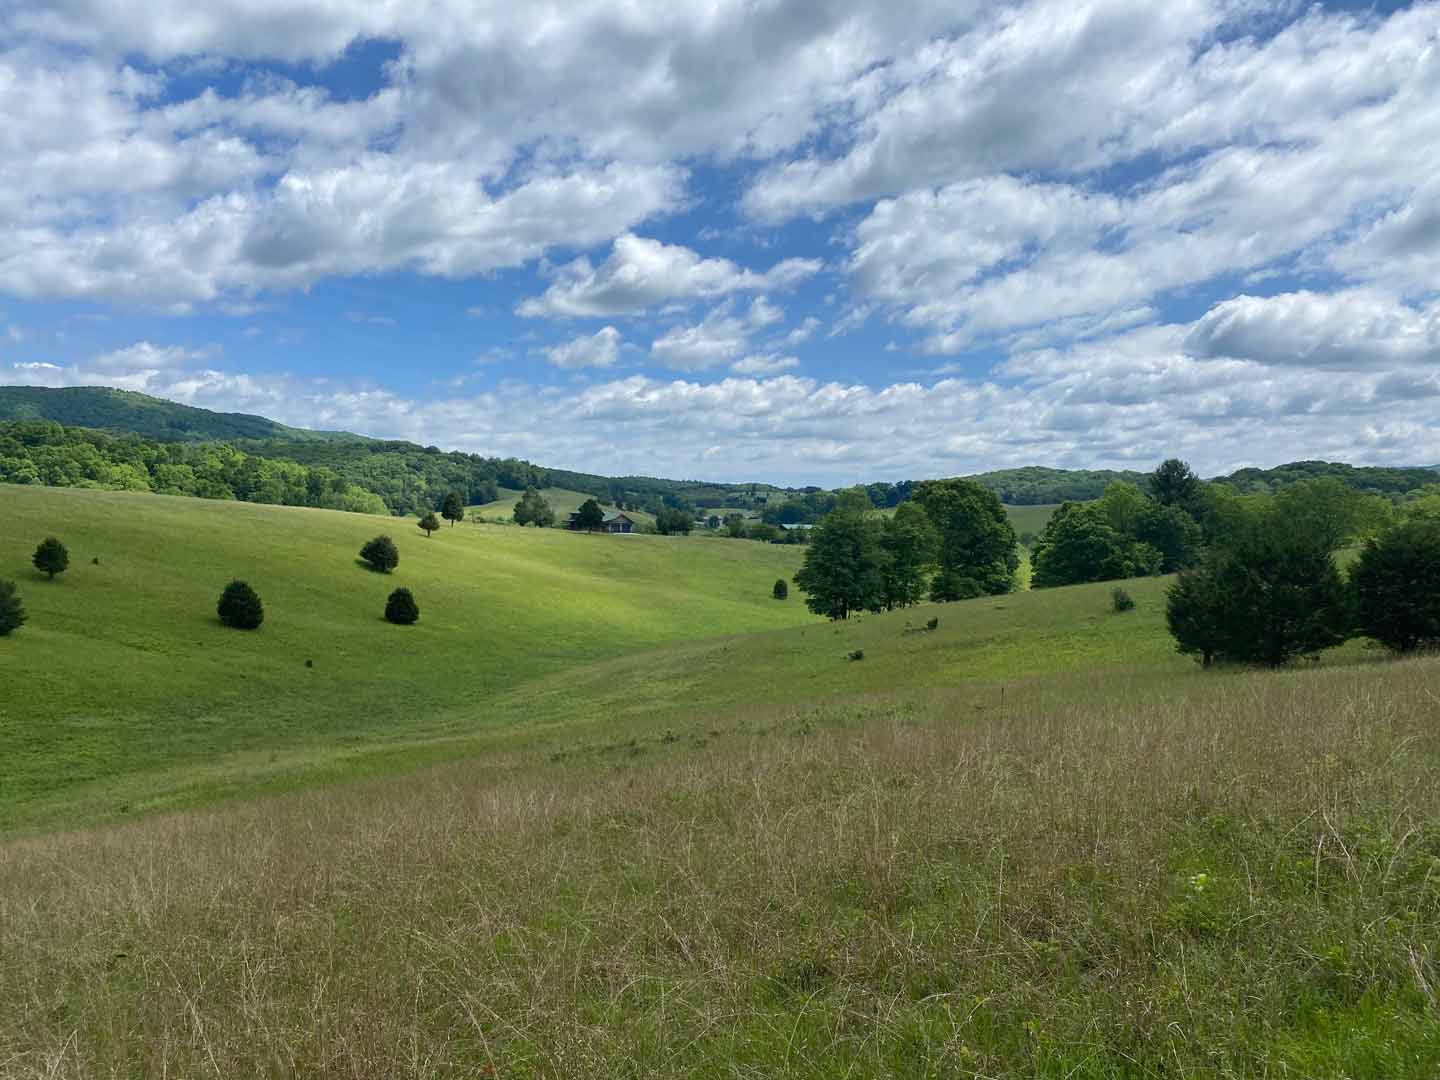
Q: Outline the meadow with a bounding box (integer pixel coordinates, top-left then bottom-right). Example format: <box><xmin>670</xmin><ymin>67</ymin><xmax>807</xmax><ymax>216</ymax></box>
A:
<box><xmin>2</xmin><ymin>483</ymin><xmax>1438</xmax><ymax>1075</ymax></box>
<box><xmin>0</xmin><ymin>485</ymin><xmax>807</xmax><ymax>830</ymax></box>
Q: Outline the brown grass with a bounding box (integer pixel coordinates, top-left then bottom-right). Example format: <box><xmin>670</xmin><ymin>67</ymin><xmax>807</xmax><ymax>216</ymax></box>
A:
<box><xmin>3</xmin><ymin>658</ymin><xmax>1440</xmax><ymax>1076</ymax></box>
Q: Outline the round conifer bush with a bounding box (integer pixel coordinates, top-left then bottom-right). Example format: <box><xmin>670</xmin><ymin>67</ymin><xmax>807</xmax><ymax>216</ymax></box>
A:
<box><xmin>385</xmin><ymin>587</ymin><xmax>420</xmax><ymax>625</ymax></box>
<box><xmin>360</xmin><ymin>535</ymin><xmax>399</xmax><ymax>572</ymax></box>
<box><xmin>773</xmin><ymin>578</ymin><xmax>789</xmax><ymax>600</ymax></box>
<box><xmin>0</xmin><ymin>579</ymin><xmax>26</xmax><ymax>636</ymax></box>
<box><xmin>217</xmin><ymin>579</ymin><xmax>264</xmax><ymax>630</ymax></box>
<box><xmin>32</xmin><ymin>537</ymin><xmax>69</xmax><ymax>580</ymax></box>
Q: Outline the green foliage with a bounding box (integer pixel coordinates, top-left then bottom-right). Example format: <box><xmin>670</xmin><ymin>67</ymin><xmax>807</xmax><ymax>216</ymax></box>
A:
<box><xmin>1150</xmin><ymin>458</ymin><xmax>1204</xmax><ymax>512</ymax></box>
<box><xmin>0</xmin><ymin>579</ymin><xmax>25</xmax><ymax>636</ymax></box>
<box><xmin>440</xmin><ymin>491</ymin><xmax>465</xmax><ymax>526</ymax></box>
<box><xmin>847</xmin><ymin>648</ymin><xmax>864</xmax><ymax>661</ymax></box>
<box><xmin>0</xmin><ymin>419</ymin><xmax>388</xmax><ymax>514</ymax></box>
<box><xmin>0</xmin><ymin>386</ymin><xmax>326</xmax><ymax>442</ymax></box>
<box><xmin>360</xmin><ymin>535</ymin><xmax>399</xmax><ymax>572</ymax></box>
<box><xmin>965</xmin><ymin>465</ymin><xmax>1149</xmax><ymax>505</ymax></box>
<box><xmin>911</xmin><ymin>478</ymin><xmax>1018</xmax><ymax>598</ymax></box>
<box><xmin>1166</xmin><ymin>526</ymin><xmax>1352</xmax><ymax>667</ymax></box>
<box><xmin>573</xmin><ymin>498</ymin><xmax>606</xmax><ymax>532</ymax></box>
<box><xmin>32</xmin><ymin>536</ymin><xmax>69</xmax><ymax>580</ymax></box>
<box><xmin>1032</xmin><ymin>504</ymin><xmax>1131</xmax><ymax>587</ymax></box>
<box><xmin>1272</xmin><ymin>477</ymin><xmax>1393</xmax><ymax>552</ymax></box>
<box><xmin>794</xmin><ymin>503</ymin><xmax>887</xmax><ymax>619</ymax></box>
<box><xmin>418</xmin><ymin>512</ymin><xmax>441</xmax><ymax>537</ymax></box>
<box><xmin>384</xmin><ymin>587</ymin><xmax>420</xmax><ymax>626</ymax></box>
<box><xmin>512</xmin><ymin>487</ymin><xmax>556</xmax><ymax>527</ymax></box>
<box><xmin>216</xmin><ymin>580</ymin><xmax>264</xmax><ymax>631</ymax></box>
<box><xmin>772</xmin><ymin>578</ymin><xmax>788</xmax><ymax>600</ymax></box>
<box><xmin>1352</xmin><ymin>520</ymin><xmax>1440</xmax><ymax>652</ymax></box>
<box><xmin>1135</xmin><ymin>501</ymin><xmax>1203</xmax><ymax>571</ymax></box>
<box><xmin>1221</xmin><ymin>458</ymin><xmax>1439</xmax><ymax>497</ymax></box>
<box><xmin>1166</xmin><ymin>557</ymin><xmax>1225</xmax><ymax>666</ymax></box>
<box><xmin>1111</xmin><ymin>586</ymin><xmax>1135</xmax><ymax>613</ymax></box>
<box><xmin>725</xmin><ymin>514</ymin><xmax>748</xmax><ymax>538</ymax></box>
<box><xmin>880</xmin><ymin>501</ymin><xmax>937</xmax><ymax>609</ymax></box>
<box><xmin>655</xmin><ymin>507</ymin><xmax>694</xmax><ymax>535</ymax></box>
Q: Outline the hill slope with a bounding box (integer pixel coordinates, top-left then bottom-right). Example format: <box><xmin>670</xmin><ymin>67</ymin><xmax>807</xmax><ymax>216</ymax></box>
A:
<box><xmin>0</xmin><ymin>484</ymin><xmax>812</xmax><ymax>830</ymax></box>
<box><xmin>0</xmin><ymin>385</ymin><xmax>344</xmax><ymax>442</ymax></box>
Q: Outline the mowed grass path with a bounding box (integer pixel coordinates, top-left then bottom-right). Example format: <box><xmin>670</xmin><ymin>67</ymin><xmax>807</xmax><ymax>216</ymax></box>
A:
<box><xmin>0</xmin><ymin>485</ymin><xmax>811</xmax><ymax>829</ymax></box>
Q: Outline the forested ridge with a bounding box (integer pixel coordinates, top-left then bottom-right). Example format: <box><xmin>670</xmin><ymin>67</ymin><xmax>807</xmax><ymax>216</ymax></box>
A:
<box><xmin>2</xmin><ymin>386</ymin><xmax>1435</xmax><ymax>518</ymax></box>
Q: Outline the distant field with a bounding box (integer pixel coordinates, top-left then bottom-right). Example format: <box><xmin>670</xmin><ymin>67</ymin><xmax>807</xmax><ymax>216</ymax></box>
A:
<box><xmin>468</xmin><ymin>486</ymin><xmax>657</xmax><ymax>526</ymax></box>
<box><xmin>1005</xmin><ymin>501</ymin><xmax>1062</xmax><ymax>537</ymax></box>
<box><xmin>0</xmin><ymin>485</ymin><xmax>808</xmax><ymax>830</ymax></box>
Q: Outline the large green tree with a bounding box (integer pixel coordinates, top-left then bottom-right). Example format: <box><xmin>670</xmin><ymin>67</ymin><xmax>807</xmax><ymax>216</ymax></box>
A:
<box><xmin>793</xmin><ymin>504</ymin><xmax>887</xmax><ymax>620</ymax></box>
<box><xmin>1149</xmin><ymin>458</ymin><xmax>1204</xmax><ymax>513</ymax></box>
<box><xmin>1166</xmin><ymin>525</ymin><xmax>1351</xmax><ymax>667</ymax></box>
<box><xmin>1351</xmin><ymin>520</ymin><xmax>1440</xmax><ymax>652</ymax></box>
<box><xmin>911</xmin><ymin>478</ymin><xmax>1018</xmax><ymax>599</ymax></box>
<box><xmin>879</xmin><ymin>501</ymin><xmax>938</xmax><ymax>609</ymax></box>
<box><xmin>1031</xmin><ymin>504</ymin><xmax>1134</xmax><ymax>588</ymax></box>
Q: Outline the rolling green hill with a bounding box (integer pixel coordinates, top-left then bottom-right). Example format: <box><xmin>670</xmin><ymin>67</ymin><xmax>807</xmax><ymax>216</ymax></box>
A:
<box><xmin>3</xmin><ymin>482</ymin><xmax>1433</xmax><ymax>1075</ymax></box>
<box><xmin>0</xmin><ymin>484</ymin><xmax>811</xmax><ymax>831</ymax></box>
<box><xmin>0</xmin><ymin>385</ymin><xmax>344</xmax><ymax>442</ymax></box>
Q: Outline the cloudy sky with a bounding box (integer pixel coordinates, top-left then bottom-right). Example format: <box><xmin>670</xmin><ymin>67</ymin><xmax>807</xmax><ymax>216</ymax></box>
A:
<box><xmin>1</xmin><ymin>0</ymin><xmax>1437</xmax><ymax>484</ymax></box>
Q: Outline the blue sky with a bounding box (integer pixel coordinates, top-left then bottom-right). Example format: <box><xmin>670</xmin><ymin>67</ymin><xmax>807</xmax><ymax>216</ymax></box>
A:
<box><xmin>1</xmin><ymin>0</ymin><xmax>1438</xmax><ymax>483</ymax></box>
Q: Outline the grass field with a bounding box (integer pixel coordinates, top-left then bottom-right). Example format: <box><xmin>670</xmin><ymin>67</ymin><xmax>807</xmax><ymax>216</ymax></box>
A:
<box><xmin>1005</xmin><ymin>501</ymin><xmax>1062</xmax><ymax>538</ymax></box>
<box><xmin>4</xmin><ymin>484</ymin><xmax>1439</xmax><ymax>1075</ymax></box>
<box><xmin>467</xmin><ymin>487</ymin><xmax>658</xmax><ymax>527</ymax></box>
<box><xmin>0</xmin><ymin>485</ymin><xmax>809</xmax><ymax>830</ymax></box>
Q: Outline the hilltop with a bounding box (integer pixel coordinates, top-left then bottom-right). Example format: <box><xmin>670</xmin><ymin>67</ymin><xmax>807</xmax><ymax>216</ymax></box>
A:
<box><xmin>0</xmin><ymin>385</ymin><xmax>347</xmax><ymax>443</ymax></box>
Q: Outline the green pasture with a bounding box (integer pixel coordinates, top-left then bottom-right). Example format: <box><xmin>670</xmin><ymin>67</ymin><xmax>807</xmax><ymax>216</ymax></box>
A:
<box><xmin>0</xmin><ymin>485</ymin><xmax>806</xmax><ymax>829</ymax></box>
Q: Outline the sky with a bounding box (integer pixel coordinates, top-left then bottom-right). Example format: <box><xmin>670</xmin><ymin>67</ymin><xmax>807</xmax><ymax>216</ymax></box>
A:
<box><xmin>1</xmin><ymin>0</ymin><xmax>1438</xmax><ymax>485</ymax></box>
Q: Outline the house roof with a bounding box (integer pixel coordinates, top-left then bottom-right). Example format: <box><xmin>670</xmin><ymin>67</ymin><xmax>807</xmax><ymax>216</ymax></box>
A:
<box><xmin>602</xmin><ymin>511</ymin><xmax>633</xmax><ymax>523</ymax></box>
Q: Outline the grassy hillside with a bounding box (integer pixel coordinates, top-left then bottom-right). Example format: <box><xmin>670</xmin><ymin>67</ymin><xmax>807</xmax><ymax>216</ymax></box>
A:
<box><xmin>3</xmin><ymin>614</ymin><xmax>1434</xmax><ymax>1073</ymax></box>
<box><xmin>0</xmin><ymin>385</ymin><xmax>340</xmax><ymax>442</ymax></box>
<box><xmin>1005</xmin><ymin>501</ymin><xmax>1060</xmax><ymax>537</ymax></box>
<box><xmin>468</xmin><ymin>486</ymin><xmax>658</xmax><ymax>526</ymax></box>
<box><xmin>0</xmin><ymin>485</ymin><xmax>810</xmax><ymax>830</ymax></box>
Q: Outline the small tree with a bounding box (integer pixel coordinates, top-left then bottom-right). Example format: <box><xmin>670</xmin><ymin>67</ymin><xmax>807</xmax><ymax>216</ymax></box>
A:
<box><xmin>1352</xmin><ymin>520</ymin><xmax>1440</xmax><ymax>652</ymax></box>
<box><xmin>441</xmin><ymin>491</ymin><xmax>465</xmax><ymax>527</ymax></box>
<box><xmin>573</xmin><ymin>498</ymin><xmax>606</xmax><ymax>532</ymax></box>
<box><xmin>0</xmin><ymin>579</ymin><xmax>26</xmax><ymax>636</ymax></box>
<box><xmin>217</xmin><ymin>580</ymin><xmax>264</xmax><ymax>630</ymax></box>
<box><xmin>418</xmin><ymin>512</ymin><xmax>441</xmax><ymax>537</ymax></box>
<box><xmin>513</xmin><ymin>487</ymin><xmax>556</xmax><ymax>528</ymax></box>
<box><xmin>32</xmin><ymin>537</ymin><xmax>69</xmax><ymax>580</ymax></box>
<box><xmin>361</xmin><ymin>535</ymin><xmax>399</xmax><ymax>572</ymax></box>
<box><xmin>773</xmin><ymin>578</ymin><xmax>789</xmax><ymax>600</ymax></box>
<box><xmin>384</xmin><ymin>587</ymin><xmax>420</xmax><ymax>625</ymax></box>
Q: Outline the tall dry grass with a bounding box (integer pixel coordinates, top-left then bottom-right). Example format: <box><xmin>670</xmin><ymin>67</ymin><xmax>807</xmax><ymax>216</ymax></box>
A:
<box><xmin>3</xmin><ymin>659</ymin><xmax>1439</xmax><ymax>1076</ymax></box>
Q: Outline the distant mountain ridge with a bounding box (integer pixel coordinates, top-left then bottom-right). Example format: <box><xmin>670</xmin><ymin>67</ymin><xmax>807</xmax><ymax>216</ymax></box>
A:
<box><xmin>0</xmin><ymin>386</ymin><xmax>353</xmax><ymax>443</ymax></box>
<box><xmin>2</xmin><ymin>385</ymin><xmax>1436</xmax><ymax>506</ymax></box>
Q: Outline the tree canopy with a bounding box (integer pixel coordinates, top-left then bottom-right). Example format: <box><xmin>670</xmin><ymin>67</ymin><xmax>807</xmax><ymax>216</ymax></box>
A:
<box><xmin>1352</xmin><ymin>519</ymin><xmax>1440</xmax><ymax>652</ymax></box>
<box><xmin>573</xmin><ymin>498</ymin><xmax>606</xmax><ymax>532</ymax></box>
<box><xmin>911</xmin><ymin>478</ymin><xmax>1018</xmax><ymax>598</ymax></box>
<box><xmin>512</xmin><ymin>487</ymin><xmax>556</xmax><ymax>527</ymax></box>
<box><xmin>32</xmin><ymin>537</ymin><xmax>69</xmax><ymax>580</ymax></box>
